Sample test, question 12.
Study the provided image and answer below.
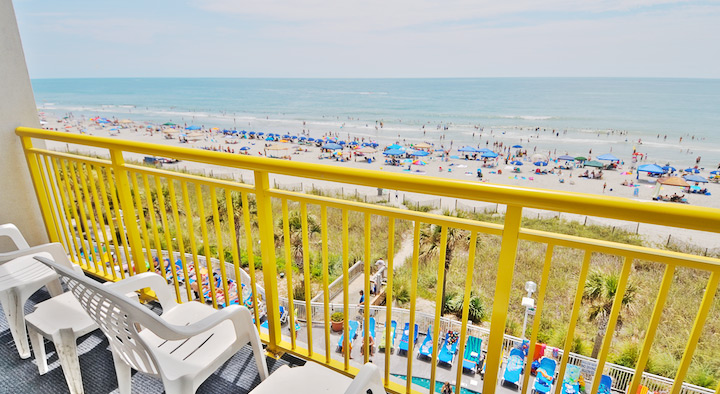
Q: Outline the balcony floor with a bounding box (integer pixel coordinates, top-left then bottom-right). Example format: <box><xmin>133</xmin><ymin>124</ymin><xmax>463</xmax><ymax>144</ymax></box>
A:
<box><xmin>0</xmin><ymin>289</ymin><xmax>295</xmax><ymax>394</ymax></box>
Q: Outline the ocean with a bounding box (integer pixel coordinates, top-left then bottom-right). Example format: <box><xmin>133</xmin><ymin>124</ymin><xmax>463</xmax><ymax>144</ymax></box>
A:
<box><xmin>31</xmin><ymin>78</ymin><xmax>720</xmax><ymax>166</ymax></box>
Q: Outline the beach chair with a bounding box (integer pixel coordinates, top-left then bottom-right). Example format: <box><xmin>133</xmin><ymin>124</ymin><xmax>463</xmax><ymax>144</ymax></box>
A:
<box><xmin>438</xmin><ymin>330</ymin><xmax>460</xmax><ymax>366</ymax></box>
<box><xmin>598</xmin><ymin>374</ymin><xmax>612</xmax><ymax>394</ymax></box>
<box><xmin>417</xmin><ymin>326</ymin><xmax>433</xmax><ymax>359</ymax></box>
<box><xmin>398</xmin><ymin>323</ymin><xmax>418</xmax><ymax>355</ymax></box>
<box><xmin>501</xmin><ymin>347</ymin><xmax>526</xmax><ymax>388</ymax></box>
<box><xmin>361</xmin><ymin>317</ymin><xmax>376</xmax><ymax>355</ymax></box>
<box><xmin>378</xmin><ymin>320</ymin><xmax>397</xmax><ymax>354</ymax></box>
<box><xmin>531</xmin><ymin>357</ymin><xmax>557</xmax><ymax>394</ymax></box>
<box><xmin>462</xmin><ymin>336</ymin><xmax>483</xmax><ymax>374</ymax></box>
<box><xmin>338</xmin><ymin>320</ymin><xmax>360</xmax><ymax>354</ymax></box>
<box><xmin>560</xmin><ymin>364</ymin><xmax>582</xmax><ymax>394</ymax></box>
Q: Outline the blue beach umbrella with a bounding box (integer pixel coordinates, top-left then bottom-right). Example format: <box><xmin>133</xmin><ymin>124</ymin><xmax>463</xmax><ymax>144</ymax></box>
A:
<box><xmin>387</xmin><ymin>144</ymin><xmax>403</xmax><ymax>150</ymax></box>
<box><xmin>534</xmin><ymin>161</ymin><xmax>548</xmax><ymax>166</ymax></box>
<box><xmin>412</xmin><ymin>150</ymin><xmax>429</xmax><ymax>157</ymax></box>
<box><xmin>299</xmin><ymin>136</ymin><xmax>307</xmax><ymax>141</ymax></box>
<box><xmin>383</xmin><ymin>149</ymin><xmax>405</xmax><ymax>156</ymax></box>
<box><xmin>711</xmin><ymin>171</ymin><xmax>720</xmax><ymax>175</ymax></box>
<box><xmin>510</xmin><ymin>161</ymin><xmax>523</xmax><ymax>166</ymax></box>
<box><xmin>323</xmin><ymin>143</ymin><xmax>342</xmax><ymax>150</ymax></box>
<box><xmin>258</xmin><ymin>132</ymin><xmax>265</xmax><ymax>136</ymax></box>
<box><xmin>512</xmin><ymin>145</ymin><xmax>523</xmax><ymax>149</ymax></box>
<box><xmin>249</xmin><ymin>131</ymin><xmax>256</xmax><ymax>135</ymax></box>
<box><xmin>458</xmin><ymin>146</ymin><xmax>478</xmax><ymax>153</ymax></box>
<box><xmin>662</xmin><ymin>165</ymin><xmax>676</xmax><ymax>173</ymax></box>
<box><xmin>684</xmin><ymin>174</ymin><xmax>708</xmax><ymax>183</ymax></box>
<box><xmin>684</xmin><ymin>168</ymin><xmax>700</xmax><ymax>174</ymax></box>
<box><xmin>308</xmin><ymin>137</ymin><xmax>315</xmax><ymax>141</ymax></box>
<box><xmin>283</xmin><ymin>134</ymin><xmax>291</xmax><ymax>139</ymax></box>
<box><xmin>265</xmin><ymin>136</ymin><xmax>274</xmax><ymax>141</ymax></box>
<box><xmin>481</xmin><ymin>151</ymin><xmax>499</xmax><ymax>158</ymax></box>
<box><xmin>186</xmin><ymin>125</ymin><xmax>201</xmax><ymax>130</ymax></box>
<box><xmin>239</xmin><ymin>146</ymin><xmax>250</xmax><ymax>151</ymax></box>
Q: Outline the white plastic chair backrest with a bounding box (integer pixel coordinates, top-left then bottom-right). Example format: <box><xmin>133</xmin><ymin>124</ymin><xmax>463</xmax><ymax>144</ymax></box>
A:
<box><xmin>34</xmin><ymin>256</ymin><xmax>177</xmax><ymax>375</ymax></box>
<box><xmin>344</xmin><ymin>363</ymin><xmax>387</xmax><ymax>394</ymax></box>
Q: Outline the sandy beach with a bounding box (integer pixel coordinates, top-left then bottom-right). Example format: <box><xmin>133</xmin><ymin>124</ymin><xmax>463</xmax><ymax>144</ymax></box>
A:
<box><xmin>38</xmin><ymin>114</ymin><xmax>720</xmax><ymax>250</ymax></box>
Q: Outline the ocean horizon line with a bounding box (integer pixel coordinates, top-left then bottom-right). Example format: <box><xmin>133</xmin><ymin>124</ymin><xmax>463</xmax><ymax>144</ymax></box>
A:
<box><xmin>29</xmin><ymin>76</ymin><xmax>720</xmax><ymax>81</ymax></box>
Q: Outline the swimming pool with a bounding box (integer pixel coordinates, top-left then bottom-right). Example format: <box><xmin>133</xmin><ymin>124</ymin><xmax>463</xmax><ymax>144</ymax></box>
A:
<box><xmin>391</xmin><ymin>374</ymin><xmax>481</xmax><ymax>394</ymax></box>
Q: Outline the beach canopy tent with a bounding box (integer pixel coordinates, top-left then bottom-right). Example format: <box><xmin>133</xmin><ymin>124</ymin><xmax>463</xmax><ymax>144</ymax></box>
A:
<box><xmin>322</xmin><ymin>143</ymin><xmax>343</xmax><ymax>150</ymax></box>
<box><xmin>534</xmin><ymin>161</ymin><xmax>548</xmax><ymax>166</ymax></box>
<box><xmin>512</xmin><ymin>145</ymin><xmax>523</xmax><ymax>148</ymax></box>
<box><xmin>658</xmin><ymin>176</ymin><xmax>690</xmax><ymax>187</ymax></box>
<box><xmin>186</xmin><ymin>125</ymin><xmax>201</xmax><ymax>130</ymax></box>
<box><xmin>356</xmin><ymin>146</ymin><xmax>376</xmax><ymax>154</ymax></box>
<box><xmin>410</xmin><ymin>150</ymin><xmax>429</xmax><ymax>157</ymax></box>
<box><xmin>597</xmin><ymin>153</ymin><xmax>620</xmax><ymax>161</ymax></box>
<box><xmin>638</xmin><ymin>164</ymin><xmax>665</xmax><ymax>174</ymax></box>
<box><xmin>684</xmin><ymin>174</ymin><xmax>708</xmax><ymax>183</ymax></box>
<box><xmin>481</xmin><ymin>151</ymin><xmax>499</xmax><ymax>158</ymax></box>
<box><xmin>413</xmin><ymin>142</ymin><xmax>432</xmax><ymax>149</ymax></box>
<box><xmin>383</xmin><ymin>149</ymin><xmax>406</xmax><ymax>156</ymax></box>
<box><xmin>458</xmin><ymin>146</ymin><xmax>478</xmax><ymax>153</ymax></box>
<box><xmin>574</xmin><ymin>156</ymin><xmax>587</xmax><ymax>162</ymax></box>
<box><xmin>557</xmin><ymin>155</ymin><xmax>575</xmax><ymax>161</ymax></box>
<box><xmin>684</xmin><ymin>168</ymin><xmax>701</xmax><ymax>174</ymax></box>
<box><xmin>510</xmin><ymin>161</ymin><xmax>523</xmax><ymax>166</ymax></box>
<box><xmin>584</xmin><ymin>160</ymin><xmax>604</xmax><ymax>168</ymax></box>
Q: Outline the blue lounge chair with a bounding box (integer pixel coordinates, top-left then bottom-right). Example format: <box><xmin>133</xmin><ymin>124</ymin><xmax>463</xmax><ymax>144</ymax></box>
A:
<box><xmin>398</xmin><ymin>323</ymin><xmax>418</xmax><ymax>355</ymax></box>
<box><xmin>501</xmin><ymin>348</ymin><xmax>526</xmax><ymax>388</ymax></box>
<box><xmin>561</xmin><ymin>364</ymin><xmax>582</xmax><ymax>394</ymax></box>
<box><xmin>462</xmin><ymin>336</ymin><xmax>483</xmax><ymax>373</ymax></box>
<box><xmin>338</xmin><ymin>320</ymin><xmax>360</xmax><ymax>353</ymax></box>
<box><xmin>378</xmin><ymin>320</ymin><xmax>396</xmax><ymax>354</ymax></box>
<box><xmin>363</xmin><ymin>317</ymin><xmax>376</xmax><ymax>339</ymax></box>
<box><xmin>417</xmin><ymin>326</ymin><xmax>433</xmax><ymax>359</ymax></box>
<box><xmin>598</xmin><ymin>375</ymin><xmax>612</xmax><ymax>394</ymax></box>
<box><xmin>438</xmin><ymin>331</ymin><xmax>460</xmax><ymax>365</ymax></box>
<box><xmin>532</xmin><ymin>357</ymin><xmax>557</xmax><ymax>394</ymax></box>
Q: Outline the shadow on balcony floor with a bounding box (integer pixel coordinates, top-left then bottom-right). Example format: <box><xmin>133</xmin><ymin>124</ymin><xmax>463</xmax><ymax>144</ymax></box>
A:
<box><xmin>0</xmin><ymin>289</ymin><xmax>297</xmax><ymax>394</ymax></box>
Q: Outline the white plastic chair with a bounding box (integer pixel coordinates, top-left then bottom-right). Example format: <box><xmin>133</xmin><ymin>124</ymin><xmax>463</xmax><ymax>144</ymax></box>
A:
<box><xmin>34</xmin><ymin>255</ymin><xmax>269</xmax><ymax>394</ymax></box>
<box><xmin>249</xmin><ymin>361</ymin><xmax>386</xmax><ymax>394</ymax></box>
<box><xmin>0</xmin><ymin>223</ymin><xmax>63</xmax><ymax>358</ymax></box>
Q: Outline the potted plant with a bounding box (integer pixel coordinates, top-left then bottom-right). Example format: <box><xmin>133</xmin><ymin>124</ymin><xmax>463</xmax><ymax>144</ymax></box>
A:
<box><xmin>331</xmin><ymin>312</ymin><xmax>344</xmax><ymax>332</ymax></box>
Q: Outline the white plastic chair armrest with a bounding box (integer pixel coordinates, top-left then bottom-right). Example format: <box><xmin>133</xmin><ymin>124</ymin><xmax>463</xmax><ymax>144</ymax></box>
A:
<box><xmin>166</xmin><ymin>304</ymin><xmax>256</xmax><ymax>339</ymax></box>
<box><xmin>0</xmin><ymin>223</ymin><xmax>30</xmax><ymax>251</ymax></box>
<box><xmin>106</xmin><ymin>272</ymin><xmax>178</xmax><ymax>311</ymax></box>
<box><xmin>344</xmin><ymin>363</ymin><xmax>386</xmax><ymax>394</ymax></box>
<box><xmin>1</xmin><ymin>242</ymin><xmax>72</xmax><ymax>266</ymax></box>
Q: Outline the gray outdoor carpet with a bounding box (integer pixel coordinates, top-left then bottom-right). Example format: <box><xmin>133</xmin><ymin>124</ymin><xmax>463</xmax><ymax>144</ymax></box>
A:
<box><xmin>0</xmin><ymin>288</ymin><xmax>297</xmax><ymax>393</ymax></box>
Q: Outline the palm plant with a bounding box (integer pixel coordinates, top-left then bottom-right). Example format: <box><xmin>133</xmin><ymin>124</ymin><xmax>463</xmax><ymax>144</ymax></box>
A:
<box><xmin>418</xmin><ymin>222</ymin><xmax>468</xmax><ymax>314</ymax></box>
<box><xmin>583</xmin><ymin>271</ymin><xmax>637</xmax><ymax>358</ymax></box>
<box><xmin>275</xmin><ymin>210</ymin><xmax>321</xmax><ymax>299</ymax></box>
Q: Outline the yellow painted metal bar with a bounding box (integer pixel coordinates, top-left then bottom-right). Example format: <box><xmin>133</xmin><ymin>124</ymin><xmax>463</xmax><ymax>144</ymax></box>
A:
<box><xmin>63</xmin><ymin>160</ymin><xmax>95</xmax><ymax>270</ymax></box>
<box><xmin>241</xmin><ymin>191</ymin><xmax>260</xmax><ymax>328</ymax></box>
<box><xmin>281</xmin><ymin>199</ymin><xmax>297</xmax><ymax>349</ymax></box>
<box><xmin>341</xmin><ymin>209</ymin><xmax>350</xmax><ymax>369</ymax></box>
<box><xmin>68</xmin><ymin>160</ymin><xmax>101</xmax><ymax>272</ymax></box>
<box><xmin>483</xmin><ymin>205</ymin><xmax>523</xmax><ymax>394</ymax></box>
<box><xmin>321</xmin><ymin>206</ymin><xmax>331</xmax><ymax>362</ymax></box>
<box><xmin>34</xmin><ymin>153</ymin><xmax>63</xmax><ymax>247</ymax></box>
<box><xmin>628</xmin><ymin>264</ymin><xmax>675</xmax><ymax>394</ymax></box>
<box><xmin>225</xmin><ymin>190</ymin><xmax>243</xmax><ymax>313</ymax></box>
<box><xmin>130</xmin><ymin>173</ymin><xmax>154</xmax><ymax>268</ymax></box>
<box><xmin>181</xmin><ymin>181</ymin><xmax>204</xmax><ymax>303</ymax></box>
<box><xmin>109</xmin><ymin>150</ymin><xmax>148</xmax><ymax>275</ymax></box>
<box><xmin>83</xmin><ymin>162</ymin><xmax>114</xmax><ymax>278</ymax></box>
<box><xmin>429</xmin><ymin>225</ymin><xmax>449</xmax><ymax>392</ymax></box>
<box><xmin>195</xmin><ymin>183</ymin><xmax>218</xmax><ymax>309</ymax></box>
<box><xmin>77</xmin><ymin>162</ymin><xmax>108</xmax><ymax>276</ymax></box>
<box><xmin>591</xmin><ymin>256</ymin><xmax>633</xmax><ymax>394</ymax></box>
<box><xmin>142</xmin><ymin>174</ymin><xmax>165</xmax><ymax>277</ymax></box>
<box><xmin>155</xmin><ymin>175</ymin><xmax>180</xmax><ymax>301</ymax></box>
<box><xmin>94</xmin><ymin>164</ymin><xmax>123</xmax><ymax>281</ymax></box>
<box><xmin>44</xmin><ymin>156</ymin><xmax>75</xmax><ymax>261</ymax></box>
<box><xmin>18</xmin><ymin>128</ymin><xmax>720</xmax><ymax>234</ymax></box>
<box><xmin>454</xmin><ymin>231</ymin><xmax>478</xmax><ymax>392</ymax></box>
<box><xmin>553</xmin><ymin>251</ymin><xmax>593</xmax><ymax>394</ymax></box>
<box><xmin>384</xmin><ymin>217</ymin><xmax>395</xmax><ymax>385</ymax></box>
<box><xmin>521</xmin><ymin>245</ymin><xmax>555</xmax><ymax>394</ymax></box>
<box><xmin>406</xmin><ymin>220</ymin><xmax>421</xmax><ymax>394</ymax></box>
<box><xmin>105</xmin><ymin>168</ymin><xmax>132</xmax><ymax>279</ymax></box>
<box><xmin>210</xmin><ymin>186</ymin><xmax>231</xmax><ymax>307</ymax></box>
<box><xmin>54</xmin><ymin>158</ymin><xmax>83</xmax><ymax>266</ymax></box>
<box><xmin>671</xmin><ymin>271</ymin><xmax>720</xmax><ymax>394</ymax></box>
<box><xmin>252</xmin><ymin>171</ymin><xmax>281</xmax><ymax>355</ymax></box>
<box><xmin>19</xmin><ymin>136</ymin><xmax>60</xmax><ymax>243</ymax></box>
<box><xmin>363</xmin><ymin>212</ymin><xmax>371</xmax><ymax>364</ymax></box>
<box><xmin>169</xmin><ymin>180</ymin><xmax>192</xmax><ymax>301</ymax></box>
<box><xmin>300</xmin><ymin>201</ymin><xmax>313</xmax><ymax>355</ymax></box>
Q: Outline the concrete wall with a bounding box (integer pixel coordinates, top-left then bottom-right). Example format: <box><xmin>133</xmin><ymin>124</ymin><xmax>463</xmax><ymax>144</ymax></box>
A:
<box><xmin>0</xmin><ymin>0</ymin><xmax>49</xmax><ymax>247</ymax></box>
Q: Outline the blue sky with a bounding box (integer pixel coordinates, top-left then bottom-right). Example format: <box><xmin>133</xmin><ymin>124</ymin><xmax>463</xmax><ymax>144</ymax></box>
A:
<box><xmin>13</xmin><ymin>0</ymin><xmax>720</xmax><ymax>78</ymax></box>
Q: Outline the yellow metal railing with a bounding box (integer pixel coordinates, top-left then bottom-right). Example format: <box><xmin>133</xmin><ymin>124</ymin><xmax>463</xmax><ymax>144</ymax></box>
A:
<box><xmin>17</xmin><ymin>127</ymin><xmax>720</xmax><ymax>394</ymax></box>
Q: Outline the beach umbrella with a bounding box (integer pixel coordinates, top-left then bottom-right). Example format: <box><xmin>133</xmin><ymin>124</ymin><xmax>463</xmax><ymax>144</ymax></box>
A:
<box><xmin>299</xmin><ymin>136</ymin><xmax>307</xmax><ymax>141</ymax></box>
<box><xmin>186</xmin><ymin>125</ymin><xmax>201</xmax><ymax>130</ymax></box>
<box><xmin>574</xmin><ymin>156</ymin><xmax>587</xmax><ymax>162</ymax></box>
<box><xmin>658</xmin><ymin>176</ymin><xmax>690</xmax><ymax>187</ymax></box>
<box><xmin>711</xmin><ymin>170</ymin><xmax>720</xmax><ymax>175</ymax></box>
<box><xmin>239</xmin><ymin>146</ymin><xmax>250</xmax><ymax>151</ymax></box>
<box><xmin>683</xmin><ymin>168</ymin><xmax>700</xmax><ymax>174</ymax></box>
<box><xmin>412</xmin><ymin>160</ymin><xmax>427</xmax><ymax>165</ymax></box>
<box><xmin>323</xmin><ymin>143</ymin><xmax>342</xmax><ymax>150</ymax></box>
<box><xmin>458</xmin><ymin>146</ymin><xmax>478</xmax><ymax>153</ymax></box>
<box><xmin>383</xmin><ymin>149</ymin><xmax>405</xmax><ymax>156</ymax></box>
<box><xmin>662</xmin><ymin>165</ymin><xmax>676</xmax><ymax>173</ymax></box>
<box><xmin>534</xmin><ymin>161</ymin><xmax>548</xmax><ymax>166</ymax></box>
<box><xmin>249</xmin><ymin>131</ymin><xmax>256</xmax><ymax>135</ymax></box>
<box><xmin>410</xmin><ymin>150</ymin><xmax>429</xmax><ymax>157</ymax></box>
<box><xmin>283</xmin><ymin>134</ymin><xmax>291</xmax><ymax>139</ymax></box>
<box><xmin>308</xmin><ymin>137</ymin><xmax>315</xmax><ymax>141</ymax></box>
<box><xmin>414</xmin><ymin>142</ymin><xmax>432</xmax><ymax>149</ymax></box>
<box><xmin>597</xmin><ymin>153</ymin><xmax>620</xmax><ymax>161</ymax></box>
<box><xmin>387</xmin><ymin>144</ymin><xmax>403</xmax><ymax>150</ymax></box>
<box><xmin>684</xmin><ymin>174</ymin><xmax>708</xmax><ymax>183</ymax></box>
<box><xmin>512</xmin><ymin>145</ymin><xmax>523</xmax><ymax>148</ymax></box>
<box><xmin>402</xmin><ymin>159</ymin><xmax>413</xmax><ymax>164</ymax></box>
<box><xmin>258</xmin><ymin>132</ymin><xmax>265</xmax><ymax>136</ymax></box>
<box><xmin>265</xmin><ymin>136</ymin><xmax>274</xmax><ymax>141</ymax></box>
<box><xmin>510</xmin><ymin>160</ymin><xmax>524</xmax><ymax>166</ymax></box>
<box><xmin>292</xmin><ymin>135</ymin><xmax>298</xmax><ymax>139</ymax></box>
<box><xmin>338</xmin><ymin>141</ymin><xmax>346</xmax><ymax>145</ymax></box>
<box><xmin>162</xmin><ymin>122</ymin><xmax>176</xmax><ymax>126</ymax></box>
<box><xmin>481</xmin><ymin>151</ymin><xmax>499</xmax><ymax>158</ymax></box>
<box><xmin>557</xmin><ymin>155</ymin><xmax>575</xmax><ymax>161</ymax></box>
<box><xmin>584</xmin><ymin>160</ymin><xmax>604</xmax><ymax>168</ymax></box>
<box><xmin>638</xmin><ymin>164</ymin><xmax>664</xmax><ymax>174</ymax></box>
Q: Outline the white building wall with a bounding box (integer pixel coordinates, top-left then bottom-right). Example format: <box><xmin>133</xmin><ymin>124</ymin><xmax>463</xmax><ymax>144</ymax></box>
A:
<box><xmin>0</xmin><ymin>0</ymin><xmax>49</xmax><ymax>247</ymax></box>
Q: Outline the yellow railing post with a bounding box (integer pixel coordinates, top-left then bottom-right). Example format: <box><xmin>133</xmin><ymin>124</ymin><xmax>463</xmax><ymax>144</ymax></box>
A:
<box><xmin>19</xmin><ymin>136</ymin><xmax>60</xmax><ymax>243</ymax></box>
<box><xmin>483</xmin><ymin>205</ymin><xmax>523</xmax><ymax>394</ymax></box>
<box><xmin>109</xmin><ymin>149</ymin><xmax>147</xmax><ymax>273</ymax></box>
<box><xmin>254</xmin><ymin>170</ymin><xmax>281</xmax><ymax>355</ymax></box>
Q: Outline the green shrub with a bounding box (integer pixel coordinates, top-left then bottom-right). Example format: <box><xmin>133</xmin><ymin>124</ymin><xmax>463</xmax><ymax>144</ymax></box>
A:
<box><xmin>612</xmin><ymin>342</ymin><xmax>640</xmax><ymax>368</ymax></box>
